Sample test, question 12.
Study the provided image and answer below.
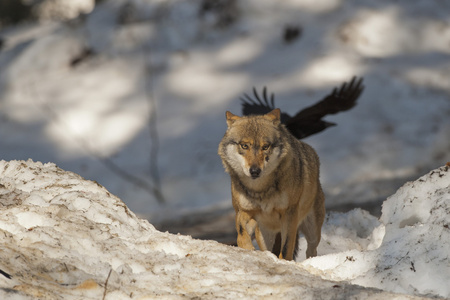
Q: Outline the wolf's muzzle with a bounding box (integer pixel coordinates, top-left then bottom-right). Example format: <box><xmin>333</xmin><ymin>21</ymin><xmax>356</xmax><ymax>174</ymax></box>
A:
<box><xmin>249</xmin><ymin>166</ymin><xmax>261</xmax><ymax>179</ymax></box>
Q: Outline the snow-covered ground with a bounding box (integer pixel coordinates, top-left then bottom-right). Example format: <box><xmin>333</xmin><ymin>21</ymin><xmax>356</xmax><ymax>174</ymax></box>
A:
<box><xmin>0</xmin><ymin>2</ymin><xmax>449</xmax><ymax>297</ymax></box>
<box><xmin>0</xmin><ymin>159</ymin><xmax>448</xmax><ymax>299</ymax></box>
<box><xmin>301</xmin><ymin>164</ymin><xmax>450</xmax><ymax>297</ymax></box>
<box><xmin>0</xmin><ymin>0</ymin><xmax>449</xmax><ymax>222</ymax></box>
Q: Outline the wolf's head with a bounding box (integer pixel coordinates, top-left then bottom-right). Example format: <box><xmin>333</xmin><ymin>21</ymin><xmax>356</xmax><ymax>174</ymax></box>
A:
<box><xmin>218</xmin><ymin>109</ymin><xmax>287</xmax><ymax>181</ymax></box>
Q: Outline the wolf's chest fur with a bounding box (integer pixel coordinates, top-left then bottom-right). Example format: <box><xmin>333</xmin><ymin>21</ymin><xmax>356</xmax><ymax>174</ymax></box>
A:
<box><xmin>237</xmin><ymin>189</ymin><xmax>289</xmax><ymax>211</ymax></box>
<box><xmin>236</xmin><ymin>191</ymin><xmax>289</xmax><ymax>230</ymax></box>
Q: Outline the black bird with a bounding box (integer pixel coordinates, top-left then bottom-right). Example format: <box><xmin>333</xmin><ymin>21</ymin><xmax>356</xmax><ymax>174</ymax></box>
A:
<box><xmin>241</xmin><ymin>76</ymin><xmax>364</xmax><ymax>139</ymax></box>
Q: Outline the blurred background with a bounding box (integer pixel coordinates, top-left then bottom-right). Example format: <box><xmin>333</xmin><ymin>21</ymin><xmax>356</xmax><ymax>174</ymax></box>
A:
<box><xmin>1</xmin><ymin>0</ymin><xmax>449</xmax><ymax>243</ymax></box>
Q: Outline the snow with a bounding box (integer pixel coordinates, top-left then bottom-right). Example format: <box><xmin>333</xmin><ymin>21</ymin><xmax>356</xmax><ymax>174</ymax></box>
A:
<box><xmin>300</xmin><ymin>164</ymin><xmax>450</xmax><ymax>297</ymax></box>
<box><xmin>1</xmin><ymin>159</ymin><xmax>448</xmax><ymax>299</ymax></box>
<box><xmin>0</xmin><ymin>1</ymin><xmax>450</xmax><ymax>298</ymax></box>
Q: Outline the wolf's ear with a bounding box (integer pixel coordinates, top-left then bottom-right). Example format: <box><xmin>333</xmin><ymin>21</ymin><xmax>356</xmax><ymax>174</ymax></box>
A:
<box><xmin>264</xmin><ymin>108</ymin><xmax>281</xmax><ymax>126</ymax></box>
<box><xmin>226</xmin><ymin>111</ymin><xmax>240</xmax><ymax>127</ymax></box>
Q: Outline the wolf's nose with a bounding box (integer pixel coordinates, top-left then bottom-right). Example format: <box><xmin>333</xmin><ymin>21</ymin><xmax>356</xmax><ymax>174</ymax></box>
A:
<box><xmin>249</xmin><ymin>166</ymin><xmax>261</xmax><ymax>178</ymax></box>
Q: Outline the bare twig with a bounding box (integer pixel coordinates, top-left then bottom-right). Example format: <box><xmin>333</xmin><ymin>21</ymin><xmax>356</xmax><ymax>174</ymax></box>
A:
<box><xmin>102</xmin><ymin>268</ymin><xmax>112</xmax><ymax>300</ymax></box>
<box><xmin>143</xmin><ymin>59</ymin><xmax>165</xmax><ymax>204</ymax></box>
<box><xmin>129</xmin><ymin>19</ymin><xmax>165</xmax><ymax>204</ymax></box>
<box><xmin>113</xmin><ymin>9</ymin><xmax>166</xmax><ymax>204</ymax></box>
<box><xmin>0</xmin><ymin>268</ymin><xmax>11</xmax><ymax>279</ymax></box>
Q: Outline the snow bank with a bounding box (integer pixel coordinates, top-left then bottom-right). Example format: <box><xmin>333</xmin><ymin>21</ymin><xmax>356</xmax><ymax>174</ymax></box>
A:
<box><xmin>0</xmin><ymin>159</ymin><xmax>410</xmax><ymax>299</ymax></box>
<box><xmin>296</xmin><ymin>208</ymin><xmax>385</xmax><ymax>263</ymax></box>
<box><xmin>301</xmin><ymin>164</ymin><xmax>450</xmax><ymax>298</ymax></box>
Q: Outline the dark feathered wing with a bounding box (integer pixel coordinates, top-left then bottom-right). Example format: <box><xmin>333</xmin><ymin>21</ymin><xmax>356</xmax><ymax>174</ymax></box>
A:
<box><xmin>240</xmin><ymin>87</ymin><xmax>291</xmax><ymax>124</ymax></box>
<box><xmin>285</xmin><ymin>76</ymin><xmax>364</xmax><ymax>139</ymax></box>
<box><xmin>240</xmin><ymin>76</ymin><xmax>364</xmax><ymax>139</ymax></box>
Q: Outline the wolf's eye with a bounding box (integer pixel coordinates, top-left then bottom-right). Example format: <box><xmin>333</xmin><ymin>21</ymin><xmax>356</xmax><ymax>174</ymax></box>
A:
<box><xmin>240</xmin><ymin>143</ymin><xmax>249</xmax><ymax>150</ymax></box>
<box><xmin>262</xmin><ymin>144</ymin><xmax>270</xmax><ymax>151</ymax></box>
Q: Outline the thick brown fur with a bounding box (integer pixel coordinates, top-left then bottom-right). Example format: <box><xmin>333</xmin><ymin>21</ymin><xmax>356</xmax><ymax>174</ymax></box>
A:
<box><xmin>218</xmin><ymin>109</ymin><xmax>325</xmax><ymax>260</ymax></box>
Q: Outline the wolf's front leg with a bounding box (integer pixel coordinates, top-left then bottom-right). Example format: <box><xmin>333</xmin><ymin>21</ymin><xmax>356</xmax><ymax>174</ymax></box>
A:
<box><xmin>235</xmin><ymin>210</ymin><xmax>256</xmax><ymax>250</ymax></box>
<box><xmin>279</xmin><ymin>212</ymin><xmax>300</xmax><ymax>260</ymax></box>
<box><xmin>255</xmin><ymin>225</ymin><xmax>277</xmax><ymax>252</ymax></box>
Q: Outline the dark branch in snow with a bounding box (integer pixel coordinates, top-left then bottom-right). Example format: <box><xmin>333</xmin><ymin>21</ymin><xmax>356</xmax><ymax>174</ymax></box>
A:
<box><xmin>102</xmin><ymin>268</ymin><xmax>112</xmax><ymax>300</ymax></box>
<box><xmin>143</xmin><ymin>57</ymin><xmax>165</xmax><ymax>205</ymax></box>
<box><xmin>0</xmin><ymin>268</ymin><xmax>11</xmax><ymax>279</ymax></box>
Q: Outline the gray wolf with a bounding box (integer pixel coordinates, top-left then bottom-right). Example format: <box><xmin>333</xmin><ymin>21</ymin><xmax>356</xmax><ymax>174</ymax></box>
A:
<box><xmin>218</xmin><ymin>108</ymin><xmax>325</xmax><ymax>260</ymax></box>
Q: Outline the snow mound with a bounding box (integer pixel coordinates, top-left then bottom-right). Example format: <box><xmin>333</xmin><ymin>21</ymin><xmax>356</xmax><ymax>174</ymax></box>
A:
<box><xmin>296</xmin><ymin>208</ymin><xmax>385</xmax><ymax>263</ymax></box>
<box><xmin>301</xmin><ymin>165</ymin><xmax>450</xmax><ymax>298</ymax></box>
<box><xmin>0</xmin><ymin>159</ymin><xmax>408</xmax><ymax>299</ymax></box>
